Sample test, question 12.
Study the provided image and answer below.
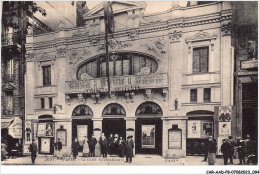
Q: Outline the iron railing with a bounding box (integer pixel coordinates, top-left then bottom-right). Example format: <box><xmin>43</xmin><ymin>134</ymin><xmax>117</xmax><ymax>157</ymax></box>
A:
<box><xmin>1</xmin><ymin>32</ymin><xmax>21</xmax><ymax>46</ymax></box>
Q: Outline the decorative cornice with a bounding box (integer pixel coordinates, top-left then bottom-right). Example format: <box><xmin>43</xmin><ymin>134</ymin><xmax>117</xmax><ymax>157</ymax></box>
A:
<box><xmin>185</xmin><ymin>30</ymin><xmax>218</xmax><ymax>43</ymax></box>
<box><xmin>57</xmin><ymin>47</ymin><xmax>66</xmax><ymax>58</ymax></box>
<box><xmin>25</xmin><ymin>53</ymin><xmax>34</xmax><ymax>62</ymax></box>
<box><xmin>38</xmin><ymin>53</ymin><xmax>56</xmax><ymax>62</ymax></box>
<box><xmin>221</xmin><ymin>22</ymin><xmax>231</xmax><ymax>35</ymax></box>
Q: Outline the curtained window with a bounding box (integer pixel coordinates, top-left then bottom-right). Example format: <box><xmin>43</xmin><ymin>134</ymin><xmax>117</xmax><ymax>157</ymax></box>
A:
<box><xmin>42</xmin><ymin>65</ymin><xmax>51</xmax><ymax>86</ymax></box>
<box><xmin>190</xmin><ymin>89</ymin><xmax>197</xmax><ymax>103</ymax></box>
<box><xmin>193</xmin><ymin>47</ymin><xmax>209</xmax><ymax>74</ymax></box>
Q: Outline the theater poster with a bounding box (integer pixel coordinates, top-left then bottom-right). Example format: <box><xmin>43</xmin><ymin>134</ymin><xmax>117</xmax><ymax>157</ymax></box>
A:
<box><xmin>187</xmin><ymin>120</ymin><xmax>201</xmax><ymax>138</ymax></box>
<box><xmin>142</xmin><ymin>125</ymin><xmax>155</xmax><ymax>148</ymax></box>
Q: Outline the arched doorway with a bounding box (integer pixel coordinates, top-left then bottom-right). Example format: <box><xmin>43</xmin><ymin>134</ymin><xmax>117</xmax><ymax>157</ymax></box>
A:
<box><xmin>102</xmin><ymin>103</ymin><xmax>126</xmax><ymax>139</ymax></box>
<box><xmin>71</xmin><ymin>105</ymin><xmax>93</xmax><ymax>153</ymax></box>
<box><xmin>135</xmin><ymin>102</ymin><xmax>163</xmax><ymax>155</ymax></box>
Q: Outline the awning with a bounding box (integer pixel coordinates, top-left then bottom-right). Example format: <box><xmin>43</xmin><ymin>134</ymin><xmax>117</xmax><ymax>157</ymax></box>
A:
<box><xmin>8</xmin><ymin>117</ymin><xmax>22</xmax><ymax>139</ymax></box>
<box><xmin>1</xmin><ymin>118</ymin><xmax>14</xmax><ymax>129</ymax></box>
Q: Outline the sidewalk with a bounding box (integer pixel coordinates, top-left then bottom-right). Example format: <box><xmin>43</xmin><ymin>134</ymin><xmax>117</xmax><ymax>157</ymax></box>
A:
<box><xmin>1</xmin><ymin>155</ymin><xmax>240</xmax><ymax>166</ymax></box>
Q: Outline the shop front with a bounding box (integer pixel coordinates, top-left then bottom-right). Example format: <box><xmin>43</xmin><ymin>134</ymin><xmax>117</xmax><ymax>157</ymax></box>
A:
<box><xmin>186</xmin><ymin>111</ymin><xmax>214</xmax><ymax>156</ymax></box>
<box><xmin>135</xmin><ymin>102</ymin><xmax>163</xmax><ymax>155</ymax></box>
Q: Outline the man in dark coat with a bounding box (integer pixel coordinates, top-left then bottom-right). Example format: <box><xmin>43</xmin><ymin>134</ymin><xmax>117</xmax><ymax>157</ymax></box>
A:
<box><xmin>88</xmin><ymin>134</ymin><xmax>97</xmax><ymax>157</ymax></box>
<box><xmin>207</xmin><ymin>136</ymin><xmax>217</xmax><ymax>165</ymax></box>
<box><xmin>100</xmin><ymin>133</ymin><xmax>108</xmax><ymax>158</ymax></box>
<box><xmin>55</xmin><ymin>138</ymin><xmax>63</xmax><ymax>158</ymax></box>
<box><xmin>108</xmin><ymin>134</ymin><xmax>114</xmax><ymax>155</ymax></box>
<box><xmin>125</xmin><ymin>136</ymin><xmax>134</xmax><ymax>163</ymax></box>
<box><xmin>72</xmin><ymin>138</ymin><xmax>80</xmax><ymax>159</ymax></box>
<box><xmin>236</xmin><ymin>137</ymin><xmax>245</xmax><ymax>165</ymax></box>
<box><xmin>118</xmin><ymin>136</ymin><xmax>125</xmax><ymax>157</ymax></box>
<box><xmin>29</xmin><ymin>139</ymin><xmax>38</xmax><ymax>164</ymax></box>
<box><xmin>221</xmin><ymin>139</ymin><xmax>230</xmax><ymax>165</ymax></box>
<box><xmin>227</xmin><ymin>136</ymin><xmax>235</xmax><ymax>164</ymax></box>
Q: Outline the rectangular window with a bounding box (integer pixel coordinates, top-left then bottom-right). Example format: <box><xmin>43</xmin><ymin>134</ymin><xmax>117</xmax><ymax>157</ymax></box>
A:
<box><xmin>193</xmin><ymin>47</ymin><xmax>209</xmax><ymax>73</ymax></box>
<box><xmin>49</xmin><ymin>97</ymin><xmax>53</xmax><ymax>109</ymax></box>
<box><xmin>5</xmin><ymin>91</ymin><xmax>13</xmax><ymax>114</ymax></box>
<box><xmin>40</xmin><ymin>98</ymin><xmax>45</xmax><ymax>109</ymax></box>
<box><xmin>190</xmin><ymin>89</ymin><xmax>197</xmax><ymax>103</ymax></box>
<box><xmin>42</xmin><ymin>65</ymin><xmax>51</xmax><ymax>86</ymax></box>
<box><xmin>204</xmin><ymin>88</ymin><xmax>211</xmax><ymax>102</ymax></box>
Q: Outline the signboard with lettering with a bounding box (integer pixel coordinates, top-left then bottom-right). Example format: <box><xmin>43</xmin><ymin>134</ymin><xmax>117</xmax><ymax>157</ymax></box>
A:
<box><xmin>8</xmin><ymin>117</ymin><xmax>22</xmax><ymax>139</ymax></box>
<box><xmin>241</xmin><ymin>60</ymin><xmax>258</xmax><ymax>70</ymax></box>
<box><xmin>65</xmin><ymin>73</ymin><xmax>168</xmax><ymax>93</ymax></box>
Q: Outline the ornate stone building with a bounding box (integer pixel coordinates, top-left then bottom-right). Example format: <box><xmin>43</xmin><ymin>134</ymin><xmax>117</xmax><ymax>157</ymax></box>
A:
<box><xmin>24</xmin><ymin>2</ymin><xmax>233</xmax><ymax>157</ymax></box>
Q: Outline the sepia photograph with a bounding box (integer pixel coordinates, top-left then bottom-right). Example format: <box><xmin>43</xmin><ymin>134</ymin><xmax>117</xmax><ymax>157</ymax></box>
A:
<box><xmin>0</xmin><ymin>0</ymin><xmax>259</xmax><ymax>174</ymax></box>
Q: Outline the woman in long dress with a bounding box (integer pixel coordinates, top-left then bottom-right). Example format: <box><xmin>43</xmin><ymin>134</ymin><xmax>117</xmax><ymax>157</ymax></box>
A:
<box><xmin>83</xmin><ymin>136</ymin><xmax>89</xmax><ymax>157</ymax></box>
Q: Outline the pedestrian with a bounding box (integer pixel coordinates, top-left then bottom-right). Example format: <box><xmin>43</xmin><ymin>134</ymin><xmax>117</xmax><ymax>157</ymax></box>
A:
<box><xmin>118</xmin><ymin>136</ymin><xmax>125</xmax><ymax>157</ymax></box>
<box><xmin>125</xmin><ymin>136</ymin><xmax>134</xmax><ymax>163</ymax></box>
<box><xmin>113</xmin><ymin>134</ymin><xmax>119</xmax><ymax>156</ymax></box>
<box><xmin>71</xmin><ymin>138</ymin><xmax>80</xmax><ymax>160</ymax></box>
<box><xmin>99</xmin><ymin>133</ymin><xmax>108</xmax><ymax>158</ymax></box>
<box><xmin>83</xmin><ymin>136</ymin><xmax>89</xmax><ymax>157</ymax></box>
<box><xmin>227</xmin><ymin>136</ymin><xmax>235</xmax><ymax>164</ymax></box>
<box><xmin>108</xmin><ymin>134</ymin><xmax>114</xmax><ymax>155</ymax></box>
<box><xmin>29</xmin><ymin>139</ymin><xmax>38</xmax><ymax>164</ymax></box>
<box><xmin>207</xmin><ymin>136</ymin><xmax>217</xmax><ymax>165</ymax></box>
<box><xmin>221</xmin><ymin>139</ymin><xmax>230</xmax><ymax>165</ymax></box>
<box><xmin>54</xmin><ymin>138</ymin><xmax>63</xmax><ymax>158</ymax></box>
<box><xmin>88</xmin><ymin>134</ymin><xmax>97</xmax><ymax>157</ymax></box>
<box><xmin>236</xmin><ymin>137</ymin><xmax>245</xmax><ymax>165</ymax></box>
<box><xmin>202</xmin><ymin>139</ymin><xmax>208</xmax><ymax>162</ymax></box>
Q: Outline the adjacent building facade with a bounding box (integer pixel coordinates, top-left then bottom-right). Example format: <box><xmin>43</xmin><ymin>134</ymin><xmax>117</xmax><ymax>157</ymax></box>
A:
<box><xmin>24</xmin><ymin>2</ymin><xmax>234</xmax><ymax>158</ymax></box>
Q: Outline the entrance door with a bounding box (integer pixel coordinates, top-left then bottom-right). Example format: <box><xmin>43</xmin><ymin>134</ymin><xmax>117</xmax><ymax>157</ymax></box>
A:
<box><xmin>102</xmin><ymin>118</ymin><xmax>126</xmax><ymax>139</ymax></box>
<box><xmin>135</xmin><ymin>118</ymin><xmax>162</xmax><ymax>155</ymax></box>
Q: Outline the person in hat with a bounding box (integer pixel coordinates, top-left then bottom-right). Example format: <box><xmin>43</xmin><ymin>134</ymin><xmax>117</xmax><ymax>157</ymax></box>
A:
<box><xmin>236</xmin><ymin>137</ymin><xmax>245</xmax><ymax>165</ymax></box>
<box><xmin>71</xmin><ymin>138</ymin><xmax>80</xmax><ymax>159</ymax></box>
<box><xmin>108</xmin><ymin>134</ymin><xmax>114</xmax><ymax>155</ymax></box>
<box><xmin>99</xmin><ymin>133</ymin><xmax>108</xmax><ymax>158</ymax></box>
<box><xmin>54</xmin><ymin>138</ymin><xmax>63</xmax><ymax>158</ymax></box>
<box><xmin>118</xmin><ymin>136</ymin><xmax>125</xmax><ymax>157</ymax></box>
<box><xmin>221</xmin><ymin>138</ymin><xmax>230</xmax><ymax>165</ymax></box>
<box><xmin>29</xmin><ymin>139</ymin><xmax>38</xmax><ymax>164</ymax></box>
<box><xmin>207</xmin><ymin>136</ymin><xmax>217</xmax><ymax>165</ymax></box>
<box><xmin>125</xmin><ymin>136</ymin><xmax>134</xmax><ymax>163</ymax></box>
<box><xmin>227</xmin><ymin>136</ymin><xmax>235</xmax><ymax>164</ymax></box>
<box><xmin>88</xmin><ymin>134</ymin><xmax>97</xmax><ymax>157</ymax></box>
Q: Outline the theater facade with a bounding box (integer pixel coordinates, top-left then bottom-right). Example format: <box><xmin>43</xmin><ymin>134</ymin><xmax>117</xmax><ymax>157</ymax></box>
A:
<box><xmin>24</xmin><ymin>2</ymin><xmax>233</xmax><ymax>158</ymax></box>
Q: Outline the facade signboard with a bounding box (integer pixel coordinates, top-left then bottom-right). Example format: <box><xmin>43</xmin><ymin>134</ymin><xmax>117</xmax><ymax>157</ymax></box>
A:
<box><xmin>187</xmin><ymin>120</ymin><xmax>201</xmax><ymax>138</ymax></box>
<box><xmin>141</xmin><ymin>125</ymin><xmax>155</xmax><ymax>148</ymax></box>
<box><xmin>65</xmin><ymin>73</ymin><xmax>168</xmax><ymax>93</ymax></box>
<box><xmin>168</xmin><ymin>130</ymin><xmax>182</xmax><ymax>149</ymax></box>
<box><xmin>241</xmin><ymin>60</ymin><xmax>258</xmax><ymax>70</ymax></box>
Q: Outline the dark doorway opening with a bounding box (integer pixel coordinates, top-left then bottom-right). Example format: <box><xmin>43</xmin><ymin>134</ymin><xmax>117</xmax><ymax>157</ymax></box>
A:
<box><xmin>135</xmin><ymin>118</ymin><xmax>162</xmax><ymax>155</ymax></box>
<box><xmin>102</xmin><ymin>118</ymin><xmax>126</xmax><ymax>140</ymax></box>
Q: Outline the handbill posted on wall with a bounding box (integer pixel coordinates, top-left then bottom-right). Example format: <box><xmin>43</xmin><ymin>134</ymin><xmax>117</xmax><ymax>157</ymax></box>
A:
<box><xmin>142</xmin><ymin>125</ymin><xmax>155</xmax><ymax>148</ymax></box>
<box><xmin>77</xmin><ymin>125</ymin><xmax>88</xmax><ymax>146</ymax></box>
<box><xmin>187</xmin><ymin>120</ymin><xmax>201</xmax><ymax>138</ymax></box>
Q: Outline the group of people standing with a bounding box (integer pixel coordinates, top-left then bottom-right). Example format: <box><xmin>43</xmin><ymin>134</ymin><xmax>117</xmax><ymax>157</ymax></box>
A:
<box><xmin>71</xmin><ymin>133</ymin><xmax>134</xmax><ymax>163</ymax></box>
<box><xmin>221</xmin><ymin>135</ymin><xmax>256</xmax><ymax>165</ymax></box>
<box><xmin>203</xmin><ymin>135</ymin><xmax>256</xmax><ymax>165</ymax></box>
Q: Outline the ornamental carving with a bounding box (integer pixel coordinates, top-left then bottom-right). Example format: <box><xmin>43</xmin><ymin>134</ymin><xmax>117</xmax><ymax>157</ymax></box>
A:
<box><xmin>128</xmin><ymin>30</ymin><xmax>139</xmax><ymax>40</ymax></box>
<box><xmin>57</xmin><ymin>47</ymin><xmax>66</xmax><ymax>57</ymax></box>
<box><xmin>139</xmin><ymin>10</ymin><xmax>162</xmax><ymax>25</ymax></box>
<box><xmin>169</xmin><ymin>30</ymin><xmax>182</xmax><ymax>41</ymax></box>
<box><xmin>137</xmin><ymin>67</ymin><xmax>150</xmax><ymax>75</ymax></box>
<box><xmin>38</xmin><ymin>53</ymin><xmax>56</xmax><ymax>62</ymax></box>
<box><xmin>144</xmin><ymin>37</ymin><xmax>166</xmax><ymax>57</ymax></box>
<box><xmin>185</xmin><ymin>30</ymin><xmax>218</xmax><ymax>42</ymax></box>
<box><xmin>144</xmin><ymin>89</ymin><xmax>154</xmax><ymax>101</ymax></box>
<box><xmin>68</xmin><ymin>48</ymin><xmax>91</xmax><ymax>65</ymax></box>
<box><xmin>81</xmin><ymin>73</ymin><xmax>92</xmax><ymax>80</ymax></box>
<box><xmin>97</xmin><ymin>39</ymin><xmax>132</xmax><ymax>52</ymax></box>
<box><xmin>25</xmin><ymin>53</ymin><xmax>34</xmax><ymax>62</ymax></box>
<box><xmin>221</xmin><ymin>22</ymin><xmax>231</xmax><ymax>35</ymax></box>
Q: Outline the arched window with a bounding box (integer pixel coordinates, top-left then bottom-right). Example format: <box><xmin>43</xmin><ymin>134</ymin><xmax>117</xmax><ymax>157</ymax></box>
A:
<box><xmin>102</xmin><ymin>103</ymin><xmax>126</xmax><ymax>116</ymax></box>
<box><xmin>72</xmin><ymin>105</ymin><xmax>93</xmax><ymax>116</ymax></box>
<box><xmin>136</xmin><ymin>102</ymin><xmax>162</xmax><ymax>116</ymax></box>
<box><xmin>77</xmin><ymin>52</ymin><xmax>158</xmax><ymax>80</ymax></box>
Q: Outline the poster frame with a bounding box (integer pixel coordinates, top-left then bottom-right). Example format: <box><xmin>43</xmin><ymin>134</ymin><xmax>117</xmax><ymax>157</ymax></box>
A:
<box><xmin>168</xmin><ymin>129</ymin><xmax>182</xmax><ymax>149</ymax></box>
